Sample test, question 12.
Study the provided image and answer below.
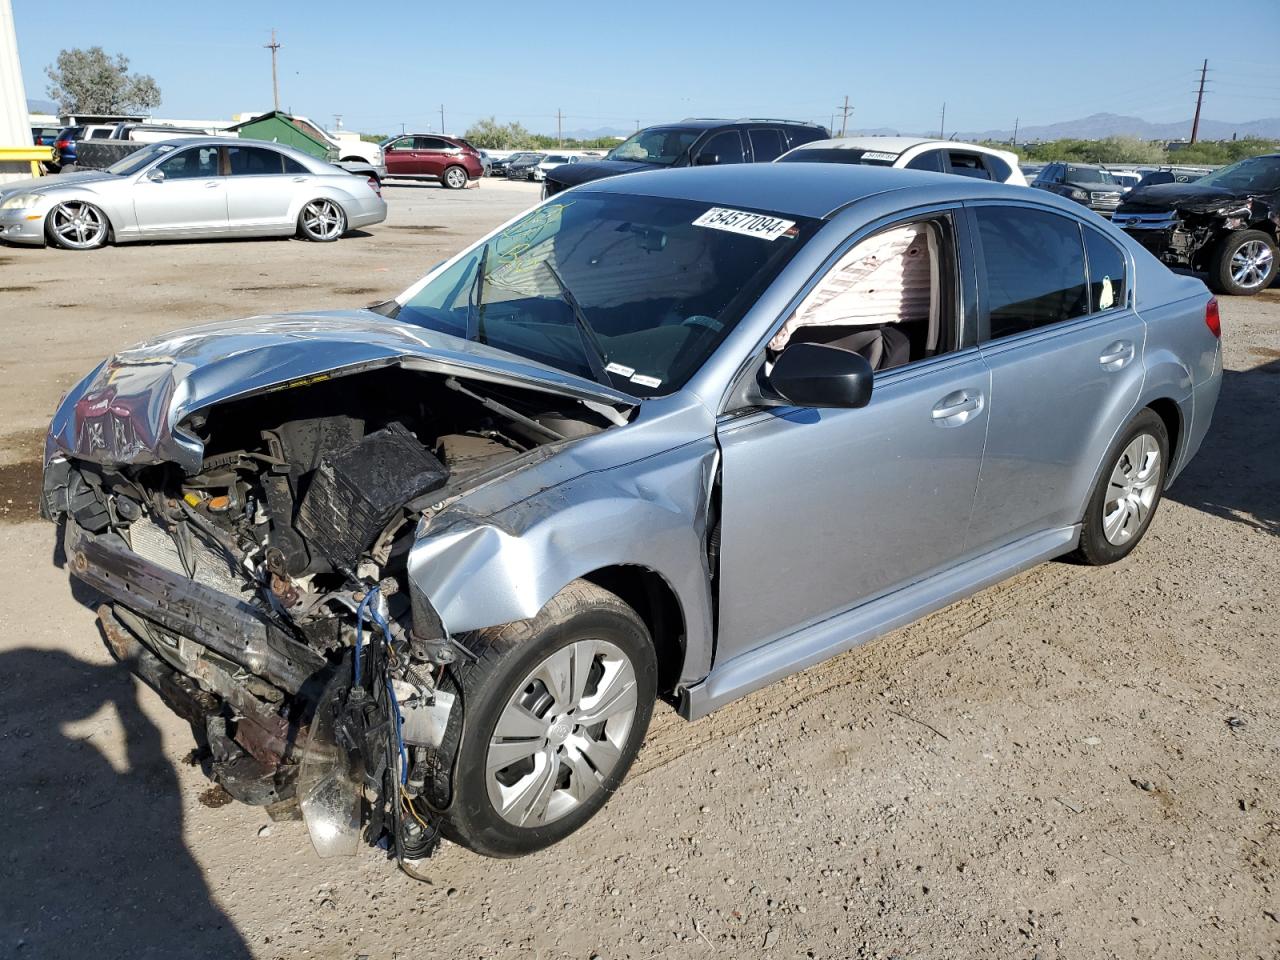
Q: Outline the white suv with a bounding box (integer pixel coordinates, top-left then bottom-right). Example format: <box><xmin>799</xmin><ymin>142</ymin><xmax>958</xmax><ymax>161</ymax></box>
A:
<box><xmin>778</xmin><ymin>136</ymin><xmax>1026</xmax><ymax>185</ymax></box>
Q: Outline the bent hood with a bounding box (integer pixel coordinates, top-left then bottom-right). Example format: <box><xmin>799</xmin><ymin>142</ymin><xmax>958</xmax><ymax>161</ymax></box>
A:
<box><xmin>543</xmin><ymin>158</ymin><xmax>658</xmax><ymax>189</ymax></box>
<box><xmin>1119</xmin><ymin>181</ymin><xmax>1258</xmax><ymax>214</ymax></box>
<box><xmin>46</xmin><ymin>310</ymin><xmax>638</xmax><ymax>473</ymax></box>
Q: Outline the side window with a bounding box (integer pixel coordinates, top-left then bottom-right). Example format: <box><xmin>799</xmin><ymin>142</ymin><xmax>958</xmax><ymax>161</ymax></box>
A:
<box><xmin>748</xmin><ymin>128</ymin><xmax>785</xmax><ymax>162</ymax></box>
<box><xmin>947</xmin><ymin>152</ymin><xmax>992</xmax><ymax>180</ymax></box>
<box><xmin>227</xmin><ymin>146</ymin><xmax>285</xmax><ymax>175</ymax></box>
<box><xmin>905</xmin><ymin>150</ymin><xmax>944</xmax><ymax>173</ymax></box>
<box><xmin>282</xmin><ymin>155</ymin><xmax>308</xmax><ymax>174</ymax></box>
<box><xmin>982</xmin><ymin>153</ymin><xmax>1012</xmax><ymax>182</ymax></box>
<box><xmin>384</xmin><ymin>137</ymin><xmax>413</xmax><ymax>152</ymax></box>
<box><xmin>1083</xmin><ymin>226</ymin><xmax>1128</xmax><ymax>313</ymax></box>
<box><xmin>768</xmin><ymin>216</ymin><xmax>956</xmax><ymax>372</ymax></box>
<box><xmin>417</xmin><ymin>137</ymin><xmax>451</xmax><ymax>151</ymax></box>
<box><xmin>975</xmin><ymin>206</ymin><xmax>1088</xmax><ymax>340</ymax></box>
<box><xmin>698</xmin><ymin>130</ymin><xmax>746</xmax><ymax>165</ymax></box>
<box><xmin>156</xmin><ymin>146</ymin><xmax>220</xmax><ymax>180</ymax></box>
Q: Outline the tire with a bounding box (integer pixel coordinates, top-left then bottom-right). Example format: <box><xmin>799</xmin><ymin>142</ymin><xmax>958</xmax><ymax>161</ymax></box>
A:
<box><xmin>296</xmin><ymin>198</ymin><xmax>347</xmax><ymax>242</ymax></box>
<box><xmin>440</xmin><ymin>580</ymin><xmax>657</xmax><ymax>858</ymax></box>
<box><xmin>1206</xmin><ymin>229</ymin><xmax>1277</xmax><ymax>296</ymax></box>
<box><xmin>1074</xmin><ymin>408</ymin><xmax>1169</xmax><ymax>565</ymax></box>
<box><xmin>441</xmin><ymin>165</ymin><xmax>469</xmax><ymax>190</ymax></box>
<box><xmin>44</xmin><ymin>200</ymin><xmax>110</xmax><ymax>250</ymax></box>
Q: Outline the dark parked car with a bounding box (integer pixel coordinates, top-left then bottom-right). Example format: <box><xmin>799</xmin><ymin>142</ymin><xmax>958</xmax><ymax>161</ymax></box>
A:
<box><xmin>1112</xmin><ymin>153</ymin><xmax>1280</xmax><ymax>296</ymax></box>
<box><xmin>380</xmin><ymin>134</ymin><xmax>484</xmax><ymax>189</ymax></box>
<box><xmin>541</xmin><ymin>118</ymin><xmax>827</xmax><ymax>198</ymax></box>
<box><xmin>1132</xmin><ymin>167</ymin><xmax>1207</xmax><ymax>190</ymax></box>
<box><xmin>489</xmin><ymin>151</ymin><xmax>535</xmax><ymax>177</ymax></box>
<box><xmin>31</xmin><ymin>125</ymin><xmax>60</xmax><ymax>146</ymax></box>
<box><xmin>1032</xmin><ymin>163</ymin><xmax>1126</xmax><ymax>216</ymax></box>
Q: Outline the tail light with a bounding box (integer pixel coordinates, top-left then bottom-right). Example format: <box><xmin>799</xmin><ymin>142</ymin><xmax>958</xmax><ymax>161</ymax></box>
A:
<box><xmin>55</xmin><ymin>139</ymin><xmax>70</xmax><ymax>149</ymax></box>
<box><xmin>1205</xmin><ymin>297</ymin><xmax>1221</xmax><ymax>338</ymax></box>
<box><xmin>367</xmin><ymin>176</ymin><xmax>382</xmax><ymax>198</ymax></box>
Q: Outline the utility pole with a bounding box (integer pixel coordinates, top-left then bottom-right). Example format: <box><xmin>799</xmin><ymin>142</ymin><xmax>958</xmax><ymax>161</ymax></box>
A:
<box><xmin>939</xmin><ymin>102</ymin><xmax>946</xmax><ymax>140</ymax></box>
<box><xmin>635</xmin><ymin>120</ymin><xmax>640</xmax><ymax>132</ymax></box>
<box><xmin>1012</xmin><ymin>117</ymin><xmax>1019</xmax><ymax>146</ymax></box>
<box><xmin>1190</xmin><ymin>58</ymin><xmax>1208</xmax><ymax>144</ymax></box>
<box><xmin>333</xmin><ymin>114</ymin><xmax>342</xmax><ymax>131</ymax></box>
<box><xmin>837</xmin><ymin>95</ymin><xmax>853</xmax><ymax>137</ymax></box>
<box><xmin>440</xmin><ymin>104</ymin><xmax>445</xmax><ymax>135</ymax></box>
<box><xmin>400</xmin><ymin>122</ymin><xmax>406</xmax><ymax>135</ymax></box>
<box><xmin>264</xmin><ymin>28</ymin><xmax>281</xmax><ymax>112</ymax></box>
<box><xmin>557</xmin><ymin>108</ymin><xmax>564</xmax><ymax>147</ymax></box>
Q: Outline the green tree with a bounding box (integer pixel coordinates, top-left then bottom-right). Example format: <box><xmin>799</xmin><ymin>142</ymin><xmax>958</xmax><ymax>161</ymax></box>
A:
<box><xmin>359</xmin><ymin>132</ymin><xmax>388</xmax><ymax>144</ymax></box>
<box><xmin>463</xmin><ymin>117</ymin><xmax>537</xmax><ymax>150</ymax></box>
<box><xmin>45</xmin><ymin>47</ymin><xmax>161</xmax><ymax>115</ymax></box>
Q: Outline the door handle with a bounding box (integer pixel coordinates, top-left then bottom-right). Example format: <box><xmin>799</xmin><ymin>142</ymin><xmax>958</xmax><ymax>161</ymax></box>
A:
<box><xmin>291</xmin><ymin>176</ymin><xmax>308</xmax><ymax>182</ymax></box>
<box><xmin>931</xmin><ymin>390</ymin><xmax>983</xmax><ymax>423</ymax></box>
<box><xmin>204</xmin><ymin>181</ymin><xmax>221</xmax><ymax>188</ymax></box>
<box><xmin>1099</xmin><ymin>340</ymin><xmax>1135</xmax><ymax>368</ymax></box>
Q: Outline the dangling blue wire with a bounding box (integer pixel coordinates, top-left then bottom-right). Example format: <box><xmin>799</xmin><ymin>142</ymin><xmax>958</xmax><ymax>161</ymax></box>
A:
<box><xmin>352</xmin><ymin>584</ymin><xmax>407</xmax><ymax>784</ymax></box>
<box><xmin>352</xmin><ymin>586</ymin><xmax>376</xmax><ymax>685</ymax></box>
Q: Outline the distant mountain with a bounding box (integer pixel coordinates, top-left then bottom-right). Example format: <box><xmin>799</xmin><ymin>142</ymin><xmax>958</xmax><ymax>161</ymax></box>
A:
<box><xmin>955</xmin><ymin>112</ymin><xmax>1280</xmax><ymax>142</ymax></box>
<box><xmin>27</xmin><ymin>98</ymin><xmax>57</xmax><ymax>115</ymax></box>
<box><xmin>559</xmin><ymin>126</ymin><xmax>630</xmax><ymax>141</ymax></box>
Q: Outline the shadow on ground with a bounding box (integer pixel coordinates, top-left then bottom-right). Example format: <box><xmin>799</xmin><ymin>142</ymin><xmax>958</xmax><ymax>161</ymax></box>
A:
<box><xmin>0</xmin><ymin>647</ymin><xmax>250</xmax><ymax>959</ymax></box>
<box><xmin>1167</xmin><ymin>357</ymin><xmax>1279</xmax><ymax>536</ymax></box>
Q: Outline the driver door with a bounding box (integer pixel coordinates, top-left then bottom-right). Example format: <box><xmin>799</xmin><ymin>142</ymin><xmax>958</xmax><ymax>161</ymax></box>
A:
<box><xmin>133</xmin><ymin>145</ymin><xmax>228</xmax><ymax>235</ymax></box>
<box><xmin>713</xmin><ymin>209</ymin><xmax>991</xmax><ymax>663</ymax></box>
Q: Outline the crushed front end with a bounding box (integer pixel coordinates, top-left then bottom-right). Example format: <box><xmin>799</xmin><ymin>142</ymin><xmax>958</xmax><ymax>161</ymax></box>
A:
<box><xmin>43</xmin><ymin>333</ymin><xmax>623</xmax><ymax>875</ymax></box>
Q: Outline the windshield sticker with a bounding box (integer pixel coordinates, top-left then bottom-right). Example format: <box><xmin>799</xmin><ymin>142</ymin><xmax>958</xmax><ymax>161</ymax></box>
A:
<box><xmin>630</xmin><ymin>374</ymin><xmax>662</xmax><ymax>389</ymax></box>
<box><xmin>860</xmin><ymin>150</ymin><xmax>898</xmax><ymax>162</ymax></box>
<box><xmin>692</xmin><ymin>207</ymin><xmax>797</xmax><ymax>242</ymax></box>
<box><xmin>605</xmin><ymin>362</ymin><xmax>636</xmax><ymax>378</ymax></box>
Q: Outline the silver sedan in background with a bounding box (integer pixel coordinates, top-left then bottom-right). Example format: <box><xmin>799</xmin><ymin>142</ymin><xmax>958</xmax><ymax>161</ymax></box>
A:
<box><xmin>0</xmin><ymin>137</ymin><xmax>386</xmax><ymax>250</ymax></box>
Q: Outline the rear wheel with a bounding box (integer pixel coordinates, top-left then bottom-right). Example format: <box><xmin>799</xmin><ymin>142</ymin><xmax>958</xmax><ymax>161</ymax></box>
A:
<box><xmin>45</xmin><ymin>201</ymin><xmax>109</xmax><ymax>250</ymax></box>
<box><xmin>441</xmin><ymin>165</ymin><xmax>468</xmax><ymax>190</ymax></box>
<box><xmin>1207</xmin><ymin>230</ymin><xmax>1277</xmax><ymax>296</ymax></box>
<box><xmin>440</xmin><ymin>580</ymin><xmax>657</xmax><ymax>858</ymax></box>
<box><xmin>297</xmin><ymin>199</ymin><xmax>346</xmax><ymax>242</ymax></box>
<box><xmin>1074</xmin><ymin>408</ymin><xmax>1169</xmax><ymax>565</ymax></box>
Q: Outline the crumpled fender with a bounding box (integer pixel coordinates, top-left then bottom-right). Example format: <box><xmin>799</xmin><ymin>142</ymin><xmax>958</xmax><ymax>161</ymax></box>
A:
<box><xmin>406</xmin><ymin>436</ymin><xmax>719</xmax><ymax>688</ymax></box>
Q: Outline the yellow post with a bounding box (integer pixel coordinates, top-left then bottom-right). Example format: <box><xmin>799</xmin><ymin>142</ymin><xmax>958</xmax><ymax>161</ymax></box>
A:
<box><xmin>0</xmin><ymin>145</ymin><xmax>55</xmax><ymax>176</ymax></box>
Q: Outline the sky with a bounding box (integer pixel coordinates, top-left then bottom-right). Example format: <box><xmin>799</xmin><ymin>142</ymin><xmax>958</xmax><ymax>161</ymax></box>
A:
<box><xmin>13</xmin><ymin>0</ymin><xmax>1280</xmax><ymax>137</ymax></box>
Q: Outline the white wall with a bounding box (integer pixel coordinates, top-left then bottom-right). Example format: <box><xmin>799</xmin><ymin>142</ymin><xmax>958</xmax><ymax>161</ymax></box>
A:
<box><xmin>0</xmin><ymin>0</ymin><xmax>33</xmax><ymax>183</ymax></box>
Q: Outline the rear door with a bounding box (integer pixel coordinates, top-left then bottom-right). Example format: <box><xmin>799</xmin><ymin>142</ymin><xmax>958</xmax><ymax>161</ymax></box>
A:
<box><xmin>224</xmin><ymin>145</ymin><xmax>305</xmax><ymax>231</ymax></box>
<box><xmin>415</xmin><ymin>136</ymin><xmax>459</xmax><ymax>179</ymax></box>
<box><xmin>965</xmin><ymin>202</ymin><xmax>1144</xmax><ymax>550</ymax></box>
<box><xmin>694</xmin><ymin>130</ymin><xmax>747</xmax><ymax>166</ymax></box>
<box><xmin>133</xmin><ymin>144</ymin><xmax>227</xmax><ymax>235</ymax></box>
<box><xmin>746</xmin><ymin>128</ymin><xmax>786</xmax><ymax>163</ymax></box>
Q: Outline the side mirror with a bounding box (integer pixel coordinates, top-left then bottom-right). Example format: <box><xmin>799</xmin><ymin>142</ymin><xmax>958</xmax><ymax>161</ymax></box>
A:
<box><xmin>766</xmin><ymin>342</ymin><xmax>874</xmax><ymax>409</ymax></box>
<box><xmin>694</xmin><ymin>153</ymin><xmax>719</xmax><ymax>166</ymax></box>
<box><xmin>146</xmin><ymin>168</ymin><xmax>165</xmax><ymax>183</ymax></box>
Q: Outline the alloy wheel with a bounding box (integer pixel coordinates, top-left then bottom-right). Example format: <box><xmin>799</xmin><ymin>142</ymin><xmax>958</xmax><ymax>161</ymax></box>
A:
<box><xmin>1230</xmin><ymin>239</ymin><xmax>1274</xmax><ymax>289</ymax></box>
<box><xmin>485</xmin><ymin>639</ymin><xmax>638</xmax><ymax>827</ymax></box>
<box><xmin>49</xmin><ymin>202</ymin><xmax>107</xmax><ymax>249</ymax></box>
<box><xmin>1102</xmin><ymin>432</ymin><xmax>1162</xmax><ymax>545</ymax></box>
<box><xmin>301</xmin><ymin>199</ymin><xmax>344</xmax><ymax>240</ymax></box>
<box><xmin>445</xmin><ymin>167</ymin><xmax>467</xmax><ymax>189</ymax></box>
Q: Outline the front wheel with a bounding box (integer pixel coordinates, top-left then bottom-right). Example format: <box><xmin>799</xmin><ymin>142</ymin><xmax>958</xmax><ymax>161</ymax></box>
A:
<box><xmin>1207</xmin><ymin>229</ymin><xmax>1277</xmax><ymax>296</ymax></box>
<box><xmin>45</xmin><ymin>201</ymin><xmax>110</xmax><ymax>250</ymax></box>
<box><xmin>1074</xmin><ymin>408</ymin><xmax>1169</xmax><ymax>565</ymax></box>
<box><xmin>440</xmin><ymin>580</ymin><xmax>657</xmax><ymax>858</ymax></box>
<box><xmin>297</xmin><ymin>198</ymin><xmax>347</xmax><ymax>242</ymax></box>
<box><xmin>441</xmin><ymin>165</ymin><xmax>468</xmax><ymax>190</ymax></box>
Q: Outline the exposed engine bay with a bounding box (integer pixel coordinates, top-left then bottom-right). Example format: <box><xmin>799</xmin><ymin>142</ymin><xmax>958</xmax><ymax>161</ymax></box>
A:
<box><xmin>46</xmin><ymin>366</ymin><xmax>615</xmax><ymax>874</ymax></box>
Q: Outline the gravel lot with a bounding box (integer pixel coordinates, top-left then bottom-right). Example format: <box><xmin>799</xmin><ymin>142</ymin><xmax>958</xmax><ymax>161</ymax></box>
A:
<box><xmin>1</xmin><ymin>180</ymin><xmax>1277</xmax><ymax>960</ymax></box>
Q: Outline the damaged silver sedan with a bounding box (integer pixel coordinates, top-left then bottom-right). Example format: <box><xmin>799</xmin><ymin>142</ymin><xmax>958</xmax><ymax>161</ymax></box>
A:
<box><xmin>43</xmin><ymin>164</ymin><xmax>1220</xmax><ymax>872</ymax></box>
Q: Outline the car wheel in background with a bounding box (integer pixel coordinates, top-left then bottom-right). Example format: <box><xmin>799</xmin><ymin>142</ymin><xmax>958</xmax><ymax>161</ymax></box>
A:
<box><xmin>297</xmin><ymin>199</ymin><xmax>347</xmax><ymax>242</ymax></box>
<box><xmin>1074</xmin><ymin>408</ymin><xmax>1169</xmax><ymax>565</ymax></box>
<box><xmin>440</xmin><ymin>580</ymin><xmax>657</xmax><ymax>858</ymax></box>
<box><xmin>45</xmin><ymin>201</ymin><xmax>110</xmax><ymax>250</ymax></box>
<box><xmin>442</xmin><ymin>165</ymin><xmax>468</xmax><ymax>190</ymax></box>
<box><xmin>1207</xmin><ymin>230</ymin><xmax>1277</xmax><ymax>296</ymax></box>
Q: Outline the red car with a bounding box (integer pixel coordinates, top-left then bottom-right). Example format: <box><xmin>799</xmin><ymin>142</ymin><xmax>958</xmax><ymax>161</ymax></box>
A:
<box><xmin>380</xmin><ymin>134</ymin><xmax>484</xmax><ymax>189</ymax></box>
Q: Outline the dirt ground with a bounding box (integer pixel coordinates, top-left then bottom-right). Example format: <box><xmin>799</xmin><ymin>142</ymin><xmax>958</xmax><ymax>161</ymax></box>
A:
<box><xmin>1</xmin><ymin>180</ymin><xmax>1277</xmax><ymax>960</ymax></box>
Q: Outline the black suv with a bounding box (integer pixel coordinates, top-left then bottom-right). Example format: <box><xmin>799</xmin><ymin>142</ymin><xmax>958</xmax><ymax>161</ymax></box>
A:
<box><xmin>1112</xmin><ymin>153</ymin><xmax>1280</xmax><ymax>296</ymax></box>
<box><xmin>1031</xmin><ymin>163</ymin><xmax>1126</xmax><ymax>216</ymax></box>
<box><xmin>541</xmin><ymin>118</ymin><xmax>827</xmax><ymax>198</ymax></box>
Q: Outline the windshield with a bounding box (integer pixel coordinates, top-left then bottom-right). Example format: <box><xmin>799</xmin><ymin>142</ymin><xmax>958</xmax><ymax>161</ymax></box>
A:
<box><xmin>545</xmin><ymin>155</ymin><xmax>569</xmax><ymax>163</ymax></box>
<box><xmin>394</xmin><ymin>194</ymin><xmax>818</xmax><ymax>396</ymax></box>
<box><xmin>1066</xmin><ymin>166</ymin><xmax>1116</xmax><ymax>184</ymax></box>
<box><xmin>104</xmin><ymin>142</ymin><xmax>179</xmax><ymax>176</ymax></box>
<box><xmin>777</xmin><ymin>147</ymin><xmax>899</xmax><ymax>166</ymax></box>
<box><xmin>606</xmin><ymin>128</ymin><xmax>701</xmax><ymax>166</ymax></box>
<box><xmin>1197</xmin><ymin>155</ymin><xmax>1280</xmax><ymax>193</ymax></box>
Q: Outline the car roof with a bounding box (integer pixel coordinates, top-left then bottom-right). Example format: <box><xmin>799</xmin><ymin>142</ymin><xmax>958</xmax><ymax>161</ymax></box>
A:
<box><xmin>576</xmin><ymin>162</ymin><xmax>1039</xmax><ymax>220</ymax></box>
